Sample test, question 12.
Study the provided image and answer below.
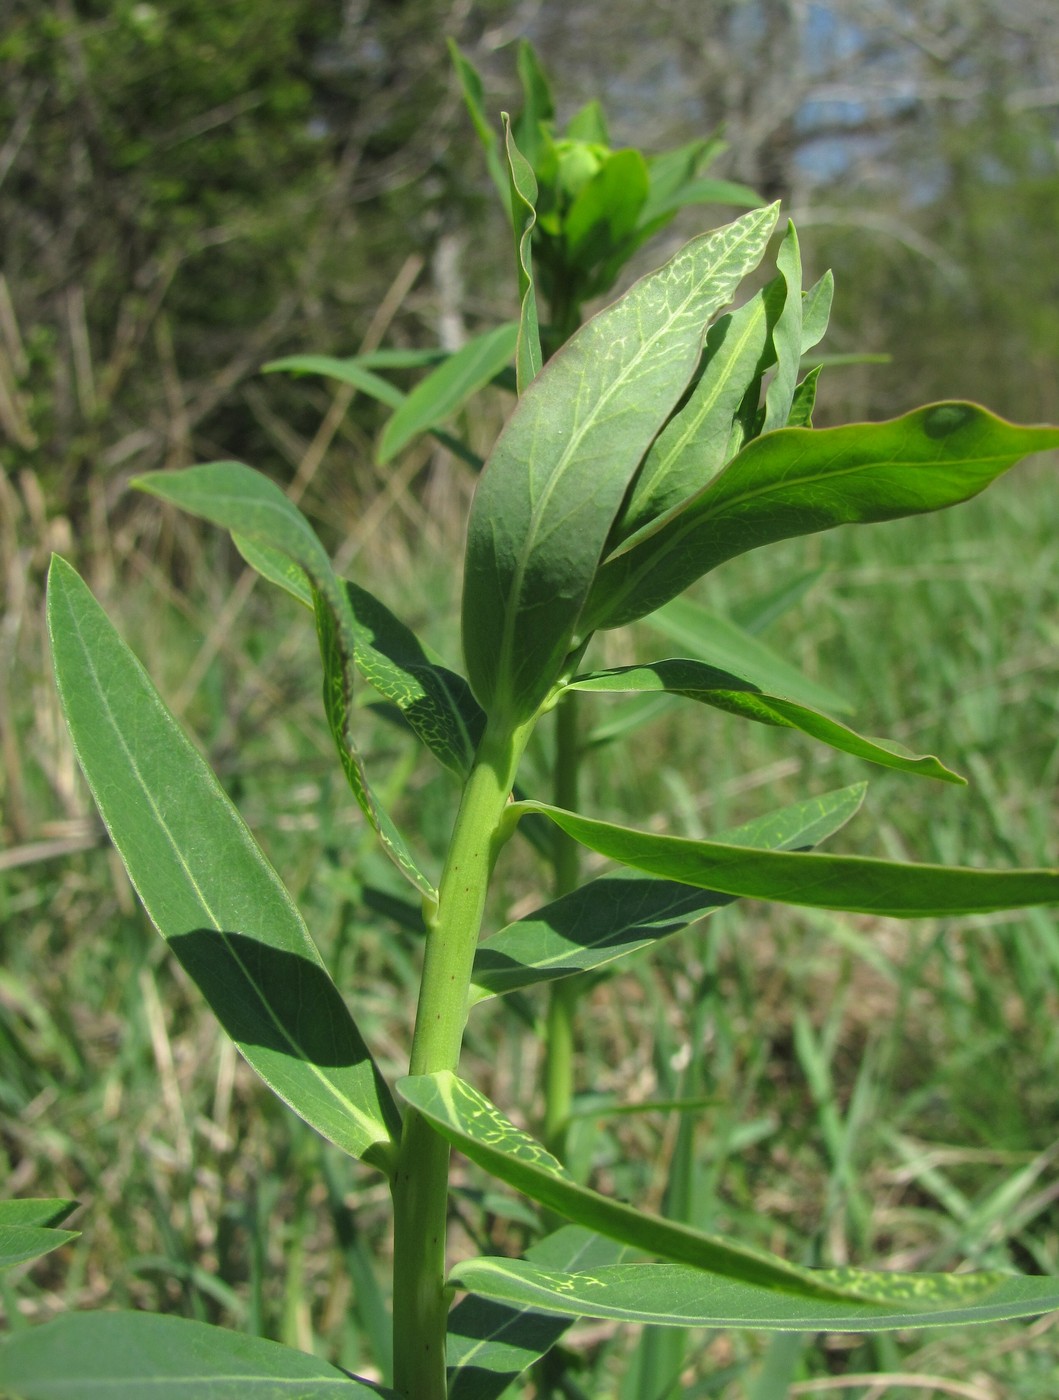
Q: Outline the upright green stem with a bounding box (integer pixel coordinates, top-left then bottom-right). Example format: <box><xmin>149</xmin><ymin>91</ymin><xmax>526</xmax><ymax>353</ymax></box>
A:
<box><xmin>543</xmin><ymin>693</ymin><xmax>581</xmax><ymax>1159</ymax></box>
<box><xmin>391</xmin><ymin>717</ymin><xmax>531</xmax><ymax>1400</ymax></box>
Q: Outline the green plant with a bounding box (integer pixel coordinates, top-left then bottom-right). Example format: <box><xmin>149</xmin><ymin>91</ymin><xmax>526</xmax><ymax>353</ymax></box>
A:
<box><xmin>3</xmin><ymin>58</ymin><xmax>1059</xmax><ymax>1400</ymax></box>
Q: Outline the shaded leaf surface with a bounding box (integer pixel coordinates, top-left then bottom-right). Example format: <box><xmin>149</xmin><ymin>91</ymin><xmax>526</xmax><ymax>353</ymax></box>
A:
<box><xmin>512</xmin><ymin>801</ymin><xmax>1059</xmax><ymax>918</ymax></box>
<box><xmin>586</xmin><ymin>404</ymin><xmax>1059</xmax><ymax>630</ymax></box>
<box><xmin>472</xmin><ymin>786</ymin><xmax>865</xmax><ymax>998</ymax></box>
<box><xmin>0</xmin><ymin>1312</ymin><xmax>386</xmax><ymax>1398</ymax></box>
<box><xmin>462</xmin><ymin>205</ymin><xmax>779</xmax><ymax>724</ymax></box>
<box><xmin>47</xmin><ymin>558</ymin><xmax>400</xmax><ymax>1170</ymax></box>
<box><xmin>450</xmin><ymin>1258</ymin><xmax>1059</xmax><ymax>1333</ymax></box>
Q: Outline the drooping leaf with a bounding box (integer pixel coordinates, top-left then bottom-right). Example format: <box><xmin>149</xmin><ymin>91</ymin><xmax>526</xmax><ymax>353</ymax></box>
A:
<box><xmin>613</xmin><ymin>281</ymin><xmax>783</xmax><ymax>541</ymax></box>
<box><xmin>230</xmin><ymin>536</ymin><xmax>484</xmax><ymax>778</ymax></box>
<box><xmin>399</xmin><ymin>1075</ymin><xmax>880</xmax><ymax>1303</ymax></box>
<box><xmin>471</xmin><ymin>785</ymin><xmax>866</xmax><ymax>999</ymax></box>
<box><xmin>646</xmin><ymin>596</ymin><xmax>851</xmax><ymax>713</ymax></box>
<box><xmin>377</xmin><ymin>323</ymin><xmax>519</xmax><ymax>464</ymax></box>
<box><xmin>447</xmin><ymin>1227</ymin><xmax>628</xmax><ymax>1400</ymax></box>
<box><xmin>509</xmin><ymin>800</ymin><xmax>1059</xmax><ymax>918</ymax></box>
<box><xmin>462</xmin><ymin>205</ymin><xmax>780</xmax><ymax>725</ymax></box>
<box><xmin>0</xmin><ymin>1200</ymin><xmax>79</xmax><ymax>1274</ymax></box>
<box><xmin>47</xmin><ymin>558</ymin><xmax>401</xmax><ymax>1171</ymax></box>
<box><xmin>0</xmin><ymin>1312</ymin><xmax>389</xmax><ymax>1398</ymax></box>
<box><xmin>135</xmin><ymin>464</ymin><xmax>436</xmax><ymax>901</ymax></box>
<box><xmin>563</xmin><ymin>660</ymin><xmax>963</xmax><ymax>783</ymax></box>
<box><xmin>584</xmin><ymin>404</ymin><xmax>1059</xmax><ymax>632</ymax></box>
<box><xmin>762</xmin><ymin>222</ymin><xmax>804</xmax><ymax>433</ymax></box>
<box><xmin>449</xmin><ymin>1256</ymin><xmax>1059</xmax><ymax>1333</ymax></box>
<box><xmin>503</xmin><ymin>117</ymin><xmax>542</xmax><ymax>393</ymax></box>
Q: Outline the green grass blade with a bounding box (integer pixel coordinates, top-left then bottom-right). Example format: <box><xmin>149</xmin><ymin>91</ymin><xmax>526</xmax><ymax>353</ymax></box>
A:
<box><xmin>262</xmin><ymin>353</ymin><xmax>407</xmax><ymax>408</ymax></box>
<box><xmin>0</xmin><ymin>1312</ymin><xmax>389</xmax><ymax>1397</ymax></box>
<box><xmin>449</xmin><ymin>1258</ymin><xmax>1059</xmax><ymax>1332</ymax></box>
<box><xmin>503</xmin><ymin>117</ymin><xmax>542</xmax><ymax>394</ymax></box>
<box><xmin>47</xmin><ymin>557</ymin><xmax>401</xmax><ymax>1171</ymax></box>
<box><xmin>462</xmin><ymin>205</ymin><xmax>780</xmax><ymax>725</ymax></box>
<box><xmin>471</xmin><ymin>785</ymin><xmax>866</xmax><ymax>998</ymax></box>
<box><xmin>564</xmin><ymin>659</ymin><xmax>964</xmax><ymax>783</ymax></box>
<box><xmin>135</xmin><ymin>464</ymin><xmax>436</xmax><ymax>901</ymax></box>
<box><xmin>377</xmin><ymin>322</ymin><xmax>518</xmax><ymax>464</ymax></box>
<box><xmin>511</xmin><ymin>800</ymin><xmax>1059</xmax><ymax>918</ymax></box>
<box><xmin>447</xmin><ymin>1227</ymin><xmax>627</xmax><ymax>1400</ymax></box>
<box><xmin>586</xmin><ymin>404</ymin><xmax>1059</xmax><ymax>631</ymax></box>
<box><xmin>398</xmin><ymin>1072</ymin><xmax>863</xmax><ymax>1301</ymax></box>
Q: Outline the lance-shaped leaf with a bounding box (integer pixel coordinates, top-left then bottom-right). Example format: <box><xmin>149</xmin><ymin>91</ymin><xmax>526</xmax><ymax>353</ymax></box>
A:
<box><xmin>447</xmin><ymin>1227</ymin><xmax>628</xmax><ymax>1400</ymax></box>
<box><xmin>614</xmin><ymin>282</ymin><xmax>780</xmax><ymax>541</ymax></box>
<box><xmin>378</xmin><ymin>322</ymin><xmax>519</xmax><ymax>464</ymax></box>
<box><xmin>512</xmin><ymin>39</ymin><xmax>554</xmax><ymax>170</ymax></box>
<box><xmin>0</xmin><ymin>1312</ymin><xmax>390</xmax><ymax>1398</ymax></box>
<box><xmin>761</xmin><ymin>221</ymin><xmax>803</xmax><ymax>433</ymax></box>
<box><xmin>503</xmin><ymin>116</ymin><xmax>542</xmax><ymax>393</ymax></box>
<box><xmin>800</xmin><ymin>270</ymin><xmax>834</xmax><ymax>355</ymax></box>
<box><xmin>508</xmin><ymin>800</ymin><xmax>1059</xmax><ymax>918</ymax></box>
<box><xmin>231</xmin><ymin>535</ymin><xmax>484</xmax><ymax>778</ymax></box>
<box><xmin>584</xmin><ymin>404</ymin><xmax>1059</xmax><ymax>632</ymax></box>
<box><xmin>462</xmin><ymin>204</ymin><xmax>780</xmax><ymax>725</ymax></box>
<box><xmin>400</xmin><ymin>1071</ymin><xmax>863</xmax><ymax>1300</ymax></box>
<box><xmin>471</xmin><ymin>785</ymin><xmax>866</xmax><ymax>999</ymax></box>
<box><xmin>450</xmin><ymin>1257</ymin><xmax>1059</xmax><ymax>1334</ymax></box>
<box><xmin>135</xmin><ymin>464</ymin><xmax>436</xmax><ymax>901</ymax></box>
<box><xmin>788</xmin><ymin>365</ymin><xmax>821</xmax><ymax>428</ymax></box>
<box><xmin>448</xmin><ymin>39</ymin><xmax>509</xmax><ymax>211</ymax></box>
<box><xmin>0</xmin><ymin>1199</ymin><xmax>79</xmax><ymax>1274</ymax></box>
<box><xmin>563</xmin><ymin>660</ymin><xmax>964</xmax><ymax>783</ymax></box>
<box><xmin>47</xmin><ymin>558</ymin><xmax>401</xmax><ymax>1171</ymax></box>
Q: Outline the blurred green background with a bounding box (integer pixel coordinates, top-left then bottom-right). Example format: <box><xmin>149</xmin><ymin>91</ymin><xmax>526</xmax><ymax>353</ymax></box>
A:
<box><xmin>2</xmin><ymin>3</ymin><xmax>1058</xmax><ymax>1395</ymax></box>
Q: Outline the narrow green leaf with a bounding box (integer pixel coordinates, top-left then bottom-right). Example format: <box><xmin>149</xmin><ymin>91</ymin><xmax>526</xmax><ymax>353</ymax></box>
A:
<box><xmin>646</xmin><ymin>596</ymin><xmax>851</xmax><ymax>713</ymax></box>
<box><xmin>449</xmin><ymin>1257</ymin><xmax>1059</xmax><ymax>1333</ymax></box>
<box><xmin>564</xmin><ymin>659</ymin><xmax>964</xmax><ymax>783</ymax></box>
<box><xmin>565</xmin><ymin>100</ymin><xmax>610</xmax><ymax>145</ymax></box>
<box><xmin>399</xmin><ymin>1073</ymin><xmax>863</xmax><ymax>1302</ymax></box>
<box><xmin>512</xmin><ymin>40</ymin><xmax>554</xmax><ymax>169</ymax></box>
<box><xmin>135</xmin><ymin>464</ymin><xmax>436</xmax><ymax>901</ymax></box>
<box><xmin>639</xmin><ymin>138</ymin><xmax>726</xmax><ymax>226</ymax></box>
<box><xmin>462</xmin><ymin>205</ymin><xmax>780</xmax><ymax>725</ymax></box>
<box><xmin>471</xmin><ymin>786</ymin><xmax>866</xmax><ymax>998</ymax></box>
<box><xmin>262</xmin><ymin>354</ymin><xmax>407</xmax><ymax>408</ymax></box>
<box><xmin>762</xmin><ymin>221</ymin><xmax>803</xmax><ymax>433</ymax></box>
<box><xmin>0</xmin><ymin>1312</ymin><xmax>388</xmax><ymax>1398</ymax></box>
<box><xmin>377</xmin><ymin>323</ymin><xmax>519</xmax><ymax>464</ymax></box>
<box><xmin>47</xmin><ymin>558</ymin><xmax>401</xmax><ymax>1170</ymax></box>
<box><xmin>230</xmin><ymin>536</ymin><xmax>484</xmax><ymax>778</ymax></box>
<box><xmin>447</xmin><ymin>1227</ymin><xmax>627</xmax><ymax>1400</ymax></box>
<box><xmin>511</xmin><ymin>800</ymin><xmax>1059</xmax><ymax>918</ymax></box>
<box><xmin>787</xmin><ymin>366</ymin><xmax>821</xmax><ymax>428</ymax></box>
<box><xmin>503</xmin><ymin>116</ymin><xmax>542</xmax><ymax>393</ymax></box>
<box><xmin>614</xmin><ymin>283</ymin><xmax>780</xmax><ymax>540</ymax></box>
<box><xmin>448</xmin><ymin>39</ymin><xmax>510</xmax><ymax>212</ymax></box>
<box><xmin>585</xmin><ymin>404</ymin><xmax>1059</xmax><ymax>631</ymax></box>
<box><xmin>0</xmin><ymin>1200</ymin><xmax>79</xmax><ymax>1274</ymax></box>
<box><xmin>643</xmin><ymin>174</ymin><xmax>762</xmax><ymax>223</ymax></box>
<box><xmin>800</xmin><ymin>270</ymin><xmax>834</xmax><ymax>353</ymax></box>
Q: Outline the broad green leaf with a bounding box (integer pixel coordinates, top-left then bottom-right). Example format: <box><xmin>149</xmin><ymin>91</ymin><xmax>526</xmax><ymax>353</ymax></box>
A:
<box><xmin>614</xmin><ymin>282</ymin><xmax>780</xmax><ymax>540</ymax></box>
<box><xmin>564</xmin><ymin>148</ymin><xmax>649</xmax><ymax>269</ymax></box>
<box><xmin>787</xmin><ymin>366</ymin><xmax>821</xmax><ymax>428</ymax></box>
<box><xmin>448</xmin><ymin>39</ymin><xmax>509</xmax><ymax>211</ymax></box>
<box><xmin>377</xmin><ymin>323</ymin><xmax>519</xmax><ymax>464</ymax></box>
<box><xmin>230</xmin><ymin>536</ymin><xmax>484</xmax><ymax>777</ymax></box>
<box><xmin>0</xmin><ymin>1312</ymin><xmax>388</xmax><ymax>1398</ymax></box>
<box><xmin>510</xmin><ymin>800</ymin><xmax>1059</xmax><ymax>918</ymax></box>
<box><xmin>47</xmin><ymin>558</ymin><xmax>401</xmax><ymax>1170</ymax></box>
<box><xmin>462</xmin><ymin>205</ymin><xmax>780</xmax><ymax>725</ymax></box>
<box><xmin>647</xmin><ymin>596</ymin><xmax>851</xmax><ymax>713</ymax></box>
<box><xmin>447</xmin><ymin>1227</ymin><xmax>628</xmax><ymax>1400</ymax></box>
<box><xmin>450</xmin><ymin>1257</ymin><xmax>1059</xmax><ymax>1333</ymax></box>
<box><xmin>503</xmin><ymin>117</ymin><xmax>542</xmax><ymax>393</ymax></box>
<box><xmin>800</xmin><ymin>270</ymin><xmax>834</xmax><ymax>354</ymax></box>
<box><xmin>471</xmin><ymin>785</ymin><xmax>866</xmax><ymax>998</ymax></box>
<box><xmin>0</xmin><ymin>1200</ymin><xmax>79</xmax><ymax>1273</ymax></box>
<box><xmin>399</xmin><ymin>1073</ymin><xmax>864</xmax><ymax>1302</ymax></box>
<box><xmin>135</xmin><ymin>464</ymin><xmax>436</xmax><ymax>901</ymax></box>
<box><xmin>762</xmin><ymin>222</ymin><xmax>803</xmax><ymax>433</ymax></box>
<box><xmin>584</xmin><ymin>404</ymin><xmax>1059</xmax><ymax>631</ymax></box>
<box><xmin>563</xmin><ymin>660</ymin><xmax>963</xmax><ymax>783</ymax></box>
